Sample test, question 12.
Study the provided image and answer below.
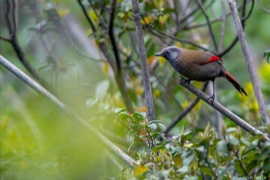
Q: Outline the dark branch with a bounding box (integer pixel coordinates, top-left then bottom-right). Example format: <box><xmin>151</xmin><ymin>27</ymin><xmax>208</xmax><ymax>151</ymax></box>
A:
<box><xmin>108</xmin><ymin>0</ymin><xmax>121</xmax><ymax>73</ymax></box>
<box><xmin>77</xmin><ymin>0</ymin><xmax>96</xmax><ymax>32</ymax></box>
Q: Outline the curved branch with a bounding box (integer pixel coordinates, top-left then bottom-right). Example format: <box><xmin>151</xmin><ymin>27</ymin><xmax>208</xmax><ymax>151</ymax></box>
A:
<box><xmin>179</xmin><ymin>77</ymin><xmax>269</xmax><ymax>140</ymax></box>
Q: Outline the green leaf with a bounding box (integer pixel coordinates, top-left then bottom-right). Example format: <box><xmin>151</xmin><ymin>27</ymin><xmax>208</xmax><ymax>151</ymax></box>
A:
<box><xmin>132</xmin><ymin>112</ymin><xmax>145</xmax><ymax>122</ymax></box>
<box><xmin>216</xmin><ymin>141</ymin><xmax>228</xmax><ymax>156</ymax></box>
<box><xmin>85</xmin><ymin>98</ymin><xmax>99</xmax><ymax>108</ymax></box>
<box><xmin>95</xmin><ymin>80</ymin><xmax>110</xmax><ymax>100</ymax></box>
<box><xmin>264</xmin><ymin>50</ymin><xmax>270</xmax><ymax>63</ymax></box>
<box><xmin>234</xmin><ymin>160</ymin><xmax>245</xmax><ymax>176</ymax></box>
<box><xmin>262</xmin><ymin>157</ymin><xmax>270</xmax><ymax>172</ymax></box>
<box><xmin>177</xmin><ymin>166</ymin><xmax>189</xmax><ymax>173</ymax></box>
<box><xmin>246</xmin><ymin>160</ymin><xmax>257</xmax><ymax>174</ymax></box>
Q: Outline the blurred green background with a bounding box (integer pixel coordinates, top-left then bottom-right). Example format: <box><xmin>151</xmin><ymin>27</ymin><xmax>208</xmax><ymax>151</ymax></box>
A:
<box><xmin>0</xmin><ymin>0</ymin><xmax>269</xmax><ymax>179</ymax></box>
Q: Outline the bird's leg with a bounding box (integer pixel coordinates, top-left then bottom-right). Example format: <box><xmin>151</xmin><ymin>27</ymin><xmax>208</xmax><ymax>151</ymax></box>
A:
<box><xmin>180</xmin><ymin>76</ymin><xmax>191</xmax><ymax>88</ymax></box>
<box><xmin>207</xmin><ymin>80</ymin><xmax>215</xmax><ymax>105</ymax></box>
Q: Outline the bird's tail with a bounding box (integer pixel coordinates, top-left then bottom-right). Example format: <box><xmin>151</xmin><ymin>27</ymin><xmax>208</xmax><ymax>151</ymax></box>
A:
<box><xmin>224</xmin><ymin>71</ymin><xmax>248</xmax><ymax>96</ymax></box>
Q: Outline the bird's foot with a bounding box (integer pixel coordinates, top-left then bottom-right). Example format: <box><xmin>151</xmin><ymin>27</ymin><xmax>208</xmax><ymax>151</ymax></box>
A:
<box><xmin>207</xmin><ymin>94</ymin><xmax>215</xmax><ymax>105</ymax></box>
<box><xmin>180</xmin><ymin>77</ymin><xmax>191</xmax><ymax>88</ymax></box>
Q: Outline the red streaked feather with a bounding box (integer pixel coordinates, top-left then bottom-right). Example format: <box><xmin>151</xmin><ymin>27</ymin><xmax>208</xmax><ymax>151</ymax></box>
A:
<box><xmin>200</xmin><ymin>55</ymin><xmax>221</xmax><ymax>65</ymax></box>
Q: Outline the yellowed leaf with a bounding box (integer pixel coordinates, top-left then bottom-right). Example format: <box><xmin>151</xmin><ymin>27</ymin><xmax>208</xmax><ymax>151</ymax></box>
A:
<box><xmin>159</xmin><ymin>14</ymin><xmax>168</xmax><ymax>24</ymax></box>
<box><xmin>181</xmin><ymin>100</ymin><xmax>189</xmax><ymax>109</ymax></box>
<box><xmin>88</xmin><ymin>9</ymin><xmax>98</xmax><ymax>24</ymax></box>
<box><xmin>135</xmin><ymin>88</ymin><xmax>144</xmax><ymax>96</ymax></box>
<box><xmin>102</xmin><ymin>63</ymin><xmax>110</xmax><ymax>75</ymax></box>
<box><xmin>173</xmin><ymin>155</ymin><xmax>182</xmax><ymax>167</ymax></box>
<box><xmin>141</xmin><ymin>16</ymin><xmax>151</xmax><ymax>24</ymax></box>
<box><xmin>57</xmin><ymin>8</ymin><xmax>70</xmax><ymax>17</ymax></box>
<box><xmin>147</xmin><ymin>56</ymin><xmax>155</xmax><ymax>65</ymax></box>
<box><xmin>135</xmin><ymin>105</ymin><xmax>147</xmax><ymax>112</ymax></box>
<box><xmin>134</xmin><ymin>165</ymin><xmax>149</xmax><ymax>177</ymax></box>
<box><xmin>175</xmin><ymin>42</ymin><xmax>182</xmax><ymax>48</ymax></box>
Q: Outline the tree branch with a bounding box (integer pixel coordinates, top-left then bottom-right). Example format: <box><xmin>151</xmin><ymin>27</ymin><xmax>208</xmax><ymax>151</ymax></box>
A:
<box><xmin>0</xmin><ymin>0</ymin><xmax>51</xmax><ymax>90</ymax></box>
<box><xmin>218</xmin><ymin>0</ymin><xmax>254</xmax><ymax>57</ymax></box>
<box><xmin>108</xmin><ymin>0</ymin><xmax>121</xmax><ymax>73</ymax></box>
<box><xmin>131</xmin><ymin>0</ymin><xmax>156</xmax><ymax>120</ymax></box>
<box><xmin>77</xmin><ymin>0</ymin><xmax>134</xmax><ymax>113</ymax></box>
<box><xmin>179</xmin><ymin>77</ymin><xmax>269</xmax><ymax>140</ymax></box>
<box><xmin>0</xmin><ymin>55</ymin><xmax>137</xmax><ymax>167</ymax></box>
<box><xmin>228</xmin><ymin>0</ymin><xmax>270</xmax><ymax>124</ymax></box>
<box><xmin>195</xmin><ymin>0</ymin><xmax>218</xmax><ymax>51</ymax></box>
<box><xmin>165</xmin><ymin>82</ymin><xmax>208</xmax><ymax>134</ymax></box>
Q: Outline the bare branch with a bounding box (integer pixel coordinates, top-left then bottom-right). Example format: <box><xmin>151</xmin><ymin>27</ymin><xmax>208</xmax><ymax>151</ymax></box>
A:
<box><xmin>131</xmin><ymin>0</ymin><xmax>156</xmax><ymax>120</ymax></box>
<box><xmin>77</xmin><ymin>0</ymin><xmax>134</xmax><ymax>112</ymax></box>
<box><xmin>195</xmin><ymin>0</ymin><xmax>218</xmax><ymax>51</ymax></box>
<box><xmin>218</xmin><ymin>0</ymin><xmax>254</xmax><ymax>57</ymax></box>
<box><xmin>257</xmin><ymin>0</ymin><xmax>270</xmax><ymax>14</ymax></box>
<box><xmin>144</xmin><ymin>23</ymin><xmax>211</xmax><ymax>52</ymax></box>
<box><xmin>228</xmin><ymin>0</ymin><xmax>270</xmax><ymax>124</ymax></box>
<box><xmin>0</xmin><ymin>55</ymin><xmax>137</xmax><ymax>167</ymax></box>
<box><xmin>5</xmin><ymin>0</ymin><xmax>13</xmax><ymax>36</ymax></box>
<box><xmin>219</xmin><ymin>0</ymin><xmax>227</xmax><ymax>52</ymax></box>
<box><xmin>11</xmin><ymin>0</ymin><xmax>19</xmax><ymax>38</ymax></box>
<box><xmin>179</xmin><ymin>77</ymin><xmax>269</xmax><ymax>140</ymax></box>
<box><xmin>109</xmin><ymin>0</ymin><xmax>121</xmax><ymax>73</ymax></box>
<box><xmin>0</xmin><ymin>36</ymin><xmax>11</xmax><ymax>42</ymax></box>
<box><xmin>77</xmin><ymin>0</ymin><xmax>96</xmax><ymax>32</ymax></box>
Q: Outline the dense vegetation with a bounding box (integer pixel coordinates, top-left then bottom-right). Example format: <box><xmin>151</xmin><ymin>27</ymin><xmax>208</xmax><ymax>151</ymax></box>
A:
<box><xmin>0</xmin><ymin>0</ymin><xmax>270</xmax><ymax>179</ymax></box>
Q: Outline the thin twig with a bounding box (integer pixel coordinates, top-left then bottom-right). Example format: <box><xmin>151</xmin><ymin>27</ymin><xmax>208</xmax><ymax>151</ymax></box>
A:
<box><xmin>0</xmin><ymin>55</ymin><xmax>137</xmax><ymax>167</ymax></box>
<box><xmin>179</xmin><ymin>78</ymin><xmax>269</xmax><ymax>140</ymax></box>
<box><xmin>195</xmin><ymin>0</ymin><xmax>218</xmax><ymax>51</ymax></box>
<box><xmin>77</xmin><ymin>0</ymin><xmax>96</xmax><ymax>32</ymax></box>
<box><xmin>77</xmin><ymin>0</ymin><xmax>134</xmax><ymax>112</ymax></box>
<box><xmin>11</xmin><ymin>0</ymin><xmax>18</xmax><ymax>38</ymax></box>
<box><xmin>145</xmin><ymin>23</ymin><xmax>211</xmax><ymax>52</ymax></box>
<box><xmin>218</xmin><ymin>0</ymin><xmax>254</xmax><ymax>57</ymax></box>
<box><xmin>165</xmin><ymin>82</ymin><xmax>208</xmax><ymax>134</ymax></box>
<box><xmin>131</xmin><ymin>0</ymin><xmax>156</xmax><ymax>120</ymax></box>
<box><xmin>219</xmin><ymin>0</ymin><xmax>227</xmax><ymax>52</ymax></box>
<box><xmin>5</xmin><ymin>0</ymin><xmax>13</xmax><ymax>36</ymax></box>
<box><xmin>257</xmin><ymin>0</ymin><xmax>270</xmax><ymax>14</ymax></box>
<box><xmin>228</xmin><ymin>0</ymin><xmax>270</xmax><ymax>124</ymax></box>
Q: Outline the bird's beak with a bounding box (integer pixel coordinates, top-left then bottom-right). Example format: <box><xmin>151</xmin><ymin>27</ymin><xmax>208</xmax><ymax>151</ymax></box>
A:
<box><xmin>154</xmin><ymin>52</ymin><xmax>162</xmax><ymax>57</ymax></box>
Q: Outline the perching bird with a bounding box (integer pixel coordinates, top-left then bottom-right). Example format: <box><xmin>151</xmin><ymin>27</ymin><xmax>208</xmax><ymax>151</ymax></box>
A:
<box><xmin>155</xmin><ymin>46</ymin><xmax>247</xmax><ymax>102</ymax></box>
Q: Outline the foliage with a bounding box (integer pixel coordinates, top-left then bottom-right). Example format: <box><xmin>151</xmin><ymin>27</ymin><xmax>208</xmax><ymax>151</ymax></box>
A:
<box><xmin>112</xmin><ymin>110</ymin><xmax>270</xmax><ymax>179</ymax></box>
<box><xmin>1</xmin><ymin>0</ymin><xmax>270</xmax><ymax>179</ymax></box>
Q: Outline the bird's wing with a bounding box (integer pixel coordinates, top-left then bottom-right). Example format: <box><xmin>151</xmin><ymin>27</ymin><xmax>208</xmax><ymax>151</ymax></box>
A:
<box><xmin>198</xmin><ymin>51</ymin><xmax>223</xmax><ymax>65</ymax></box>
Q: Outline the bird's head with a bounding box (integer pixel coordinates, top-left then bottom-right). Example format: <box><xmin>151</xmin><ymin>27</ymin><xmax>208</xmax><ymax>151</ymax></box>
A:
<box><xmin>155</xmin><ymin>46</ymin><xmax>182</xmax><ymax>63</ymax></box>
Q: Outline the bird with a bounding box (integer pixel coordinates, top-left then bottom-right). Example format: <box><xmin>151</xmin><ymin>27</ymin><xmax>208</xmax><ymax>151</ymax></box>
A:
<box><xmin>154</xmin><ymin>46</ymin><xmax>247</xmax><ymax>103</ymax></box>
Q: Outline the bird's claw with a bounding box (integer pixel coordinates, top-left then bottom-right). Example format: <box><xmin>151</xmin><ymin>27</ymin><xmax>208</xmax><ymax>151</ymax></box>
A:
<box><xmin>180</xmin><ymin>77</ymin><xmax>191</xmax><ymax>88</ymax></box>
<box><xmin>207</xmin><ymin>95</ymin><xmax>215</xmax><ymax>105</ymax></box>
